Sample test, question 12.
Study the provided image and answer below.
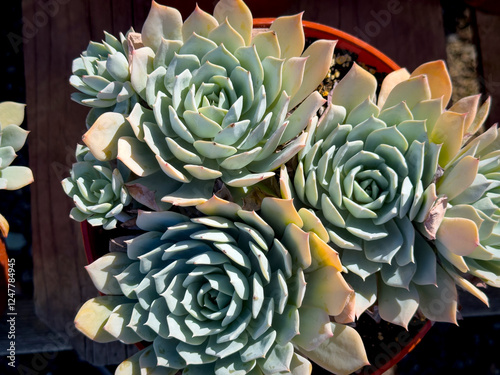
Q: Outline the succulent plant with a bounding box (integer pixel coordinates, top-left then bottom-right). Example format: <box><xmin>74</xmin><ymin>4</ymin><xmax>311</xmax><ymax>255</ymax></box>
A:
<box><xmin>62</xmin><ymin>145</ymin><xmax>132</xmax><ymax>230</ymax></box>
<box><xmin>426</xmin><ymin>94</ymin><xmax>500</xmax><ymax>306</ymax></box>
<box><xmin>0</xmin><ymin>101</ymin><xmax>33</xmax><ymax>191</ymax></box>
<box><xmin>0</xmin><ymin>101</ymin><xmax>34</xmax><ymax>237</ymax></box>
<box><xmin>70</xmin><ymin>28</ymin><xmax>139</xmax><ymax>127</ymax></box>
<box><xmin>80</xmin><ymin>0</ymin><xmax>335</xmax><ymax>207</ymax></box>
<box><xmin>75</xmin><ymin>196</ymin><xmax>368</xmax><ymax>374</ymax></box>
<box><xmin>280</xmin><ymin>60</ymin><xmax>498</xmax><ymax>327</ymax></box>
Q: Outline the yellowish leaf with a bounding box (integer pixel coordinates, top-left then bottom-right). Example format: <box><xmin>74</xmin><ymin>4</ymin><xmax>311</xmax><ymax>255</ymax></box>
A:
<box><xmin>213</xmin><ymin>0</ymin><xmax>253</xmax><ymax>45</ymax></box>
<box><xmin>436</xmin><ymin>217</ymin><xmax>479</xmax><ymax>256</ymax></box>
<box><xmin>430</xmin><ymin>111</ymin><xmax>466</xmax><ymax>167</ymax></box>
<box><xmin>0</xmin><ymin>102</ymin><xmax>25</xmax><ymax>129</ymax></box>
<box><xmin>410</xmin><ymin>60</ymin><xmax>452</xmax><ymax>110</ymax></box>
<box><xmin>270</xmin><ymin>13</ymin><xmax>305</xmax><ymax>59</ymax></box>
<box><xmin>377</xmin><ymin>68</ymin><xmax>410</xmax><ymax>108</ymax></box>
<box><xmin>301</xmin><ymin>323</ymin><xmax>369</xmax><ymax>375</ymax></box>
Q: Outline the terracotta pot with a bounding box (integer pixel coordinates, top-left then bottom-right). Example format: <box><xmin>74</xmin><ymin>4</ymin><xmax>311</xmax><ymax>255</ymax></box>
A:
<box><xmin>81</xmin><ymin>19</ymin><xmax>431</xmax><ymax>375</ymax></box>
<box><xmin>253</xmin><ymin>19</ymin><xmax>400</xmax><ymax>74</ymax></box>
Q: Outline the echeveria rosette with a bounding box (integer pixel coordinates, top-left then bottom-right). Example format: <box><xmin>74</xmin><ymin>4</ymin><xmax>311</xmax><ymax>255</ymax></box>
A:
<box><xmin>281</xmin><ymin>61</ymin><xmax>477</xmax><ymax>327</ymax></box>
<box><xmin>70</xmin><ymin>28</ymin><xmax>139</xmax><ymax>127</ymax></box>
<box><xmin>82</xmin><ymin>0</ymin><xmax>335</xmax><ymax>207</ymax></box>
<box><xmin>74</xmin><ymin>196</ymin><xmax>369</xmax><ymax>375</ymax></box>
<box><xmin>62</xmin><ymin>145</ymin><xmax>132</xmax><ymax>230</ymax></box>
<box><xmin>428</xmin><ymin>94</ymin><xmax>500</xmax><ymax>308</ymax></box>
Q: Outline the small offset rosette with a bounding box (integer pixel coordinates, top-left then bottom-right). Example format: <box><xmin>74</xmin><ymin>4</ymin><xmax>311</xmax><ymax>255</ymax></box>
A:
<box><xmin>70</xmin><ymin>28</ymin><xmax>139</xmax><ymax>127</ymax></box>
<box><xmin>62</xmin><ymin>145</ymin><xmax>132</xmax><ymax>230</ymax></box>
<box><xmin>74</xmin><ymin>196</ymin><xmax>368</xmax><ymax>374</ymax></box>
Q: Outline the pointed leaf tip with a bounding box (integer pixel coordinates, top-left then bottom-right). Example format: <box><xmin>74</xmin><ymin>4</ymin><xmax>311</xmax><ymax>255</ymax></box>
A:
<box><xmin>411</xmin><ymin>60</ymin><xmax>452</xmax><ymax>110</ymax></box>
<box><xmin>142</xmin><ymin>0</ymin><xmax>182</xmax><ymax>51</ymax></box>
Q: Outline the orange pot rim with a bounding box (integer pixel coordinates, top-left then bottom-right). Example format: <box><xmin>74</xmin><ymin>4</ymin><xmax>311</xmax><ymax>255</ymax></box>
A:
<box><xmin>253</xmin><ymin>18</ymin><xmax>401</xmax><ymax>74</ymax></box>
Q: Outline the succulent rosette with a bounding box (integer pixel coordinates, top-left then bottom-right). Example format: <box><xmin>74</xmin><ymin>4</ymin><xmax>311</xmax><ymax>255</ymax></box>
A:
<box><xmin>74</xmin><ymin>196</ymin><xmax>368</xmax><ymax>374</ymax></box>
<box><xmin>80</xmin><ymin>0</ymin><xmax>335</xmax><ymax>207</ymax></box>
<box><xmin>70</xmin><ymin>28</ymin><xmax>140</xmax><ymax>127</ymax></box>
<box><xmin>62</xmin><ymin>144</ymin><xmax>132</xmax><ymax>230</ymax></box>
<box><xmin>0</xmin><ymin>101</ymin><xmax>33</xmax><ymax>191</ymax></box>
<box><xmin>427</xmin><ymin>94</ymin><xmax>500</xmax><ymax>305</ymax></box>
<box><xmin>0</xmin><ymin>101</ymin><xmax>34</xmax><ymax>237</ymax></box>
<box><xmin>280</xmin><ymin>60</ymin><xmax>498</xmax><ymax>327</ymax></box>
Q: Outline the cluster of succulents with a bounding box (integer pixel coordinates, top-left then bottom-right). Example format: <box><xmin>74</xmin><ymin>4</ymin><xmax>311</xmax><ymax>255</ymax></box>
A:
<box><xmin>67</xmin><ymin>0</ymin><xmax>500</xmax><ymax>373</ymax></box>
<box><xmin>0</xmin><ymin>101</ymin><xmax>34</xmax><ymax>237</ymax></box>
<box><xmin>76</xmin><ymin>196</ymin><xmax>368</xmax><ymax>374</ymax></box>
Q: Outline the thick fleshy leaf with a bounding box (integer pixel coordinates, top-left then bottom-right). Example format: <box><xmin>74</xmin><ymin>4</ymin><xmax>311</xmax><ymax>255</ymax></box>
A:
<box><xmin>302</xmin><ymin>266</ymin><xmax>352</xmax><ymax>316</ymax></box>
<box><xmin>130</xmin><ymin>47</ymin><xmax>155</xmax><ymax>99</ymax></box>
<box><xmin>85</xmin><ymin>252</ymin><xmax>133</xmax><ymax>295</ymax></box>
<box><xmin>378</xmin><ymin>282</ymin><xmax>419</xmax><ymax>328</ymax></box>
<box><xmin>410</xmin><ymin>60</ymin><xmax>452</xmax><ymax>109</ymax></box>
<box><xmin>117</xmin><ymin>136</ymin><xmax>159</xmax><ymax>177</ymax></box>
<box><xmin>293</xmin><ymin>306</ymin><xmax>332</xmax><ymax>351</ymax></box>
<box><xmin>82</xmin><ymin>112</ymin><xmax>133</xmax><ymax>161</ymax></box>
<box><xmin>436</xmin><ymin>217</ymin><xmax>479</xmax><ymax>256</ymax></box>
<box><xmin>256</xmin><ymin>342</ymin><xmax>293</xmax><ymax>374</ymax></box>
<box><xmin>0</xmin><ymin>166</ymin><xmax>34</xmax><ymax>190</ymax></box>
<box><xmin>261</xmin><ymin>198</ymin><xmax>303</xmax><ymax>237</ymax></box>
<box><xmin>344</xmin><ymin>273</ymin><xmax>377</xmax><ymax>318</ymax></box>
<box><xmin>381</xmin><ymin>75</ymin><xmax>431</xmax><ymax>111</ymax></box>
<box><xmin>270</xmin><ymin>13</ymin><xmax>305</xmax><ymax>60</ymax></box>
<box><xmin>74</xmin><ymin>296</ymin><xmax>129</xmax><ymax>343</ymax></box>
<box><xmin>377</xmin><ymin>68</ymin><xmax>410</xmax><ymax>109</ymax></box>
<box><xmin>197</xmin><ymin>195</ymin><xmax>241</xmax><ymax>219</ymax></box>
<box><xmin>251</xmin><ymin>30</ymin><xmax>280</xmax><ymax>60</ymax></box>
<box><xmin>437</xmin><ymin>155</ymin><xmax>479</xmax><ymax>200</ymax></box>
<box><xmin>0</xmin><ymin>124</ymin><xmax>29</xmax><ymax>152</ymax></box>
<box><xmin>309</xmin><ymin>232</ymin><xmax>342</xmax><ymax>271</ymax></box>
<box><xmin>282</xmin><ymin>91</ymin><xmax>325</xmax><ymax>144</ymax></box>
<box><xmin>415</xmin><ymin>266</ymin><xmax>458</xmax><ymax>324</ymax></box>
<box><xmin>330</xmin><ymin>63</ymin><xmax>377</xmax><ymax>114</ymax></box>
<box><xmin>468</xmin><ymin>96</ymin><xmax>491</xmax><ymax>135</ymax></box>
<box><xmin>290</xmin><ymin>40</ymin><xmax>336</xmax><ymax>109</ymax></box>
<box><xmin>142</xmin><ymin>1</ymin><xmax>182</xmax><ymax>50</ymax></box>
<box><xmin>114</xmin><ymin>349</ymin><xmax>144</xmax><ymax>375</ymax></box>
<box><xmin>213</xmin><ymin>0</ymin><xmax>252</xmax><ymax>45</ymax></box>
<box><xmin>449</xmin><ymin>94</ymin><xmax>480</xmax><ymax>135</ymax></box>
<box><xmin>301</xmin><ymin>323</ymin><xmax>369</xmax><ymax>375</ymax></box>
<box><xmin>0</xmin><ymin>101</ymin><xmax>25</xmax><ymax>128</ymax></box>
<box><xmin>104</xmin><ymin>303</ymin><xmax>143</xmax><ymax>344</ymax></box>
<box><xmin>182</xmin><ymin>5</ymin><xmax>219</xmax><ymax>41</ymax></box>
<box><xmin>430</xmin><ymin>111</ymin><xmax>466</xmax><ymax>167</ymax></box>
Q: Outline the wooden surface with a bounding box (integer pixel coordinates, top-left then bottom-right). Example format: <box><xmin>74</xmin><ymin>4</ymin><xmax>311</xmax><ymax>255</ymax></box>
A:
<box><xmin>0</xmin><ymin>299</ymin><xmax>72</xmax><ymax>355</ymax></box>
<box><xmin>22</xmin><ymin>0</ymin><xmax>450</xmax><ymax>366</ymax></box>
<box><xmin>476</xmin><ymin>9</ymin><xmax>500</xmax><ymax>125</ymax></box>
